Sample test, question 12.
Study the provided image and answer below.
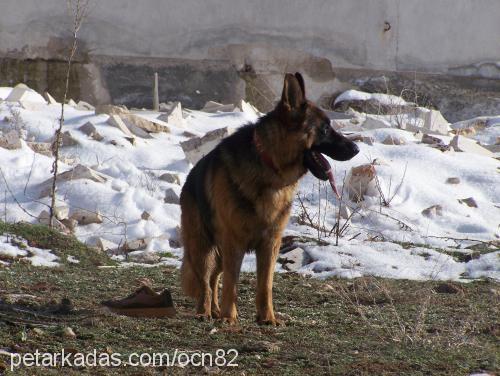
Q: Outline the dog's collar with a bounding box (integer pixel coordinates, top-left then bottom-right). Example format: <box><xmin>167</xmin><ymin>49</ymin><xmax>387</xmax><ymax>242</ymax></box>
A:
<box><xmin>253</xmin><ymin>129</ymin><xmax>279</xmax><ymax>174</ymax></box>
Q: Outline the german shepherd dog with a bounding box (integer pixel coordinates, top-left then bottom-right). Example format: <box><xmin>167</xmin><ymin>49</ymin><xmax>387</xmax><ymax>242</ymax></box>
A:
<box><xmin>180</xmin><ymin>73</ymin><xmax>359</xmax><ymax>325</ymax></box>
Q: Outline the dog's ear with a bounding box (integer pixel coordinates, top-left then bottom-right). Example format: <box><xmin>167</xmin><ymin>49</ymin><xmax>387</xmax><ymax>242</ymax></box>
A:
<box><xmin>281</xmin><ymin>73</ymin><xmax>306</xmax><ymax>110</ymax></box>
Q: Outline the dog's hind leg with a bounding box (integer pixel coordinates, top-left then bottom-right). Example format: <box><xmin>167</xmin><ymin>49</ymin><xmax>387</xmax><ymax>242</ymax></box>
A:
<box><xmin>209</xmin><ymin>252</ymin><xmax>222</xmax><ymax>318</ymax></box>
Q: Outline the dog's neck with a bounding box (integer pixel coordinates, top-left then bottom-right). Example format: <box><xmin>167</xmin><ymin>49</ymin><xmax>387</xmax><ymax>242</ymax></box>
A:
<box><xmin>253</xmin><ymin>129</ymin><xmax>279</xmax><ymax>174</ymax></box>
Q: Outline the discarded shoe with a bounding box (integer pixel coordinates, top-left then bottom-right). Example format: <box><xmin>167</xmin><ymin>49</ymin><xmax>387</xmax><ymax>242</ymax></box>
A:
<box><xmin>101</xmin><ymin>286</ymin><xmax>176</xmax><ymax>318</ymax></box>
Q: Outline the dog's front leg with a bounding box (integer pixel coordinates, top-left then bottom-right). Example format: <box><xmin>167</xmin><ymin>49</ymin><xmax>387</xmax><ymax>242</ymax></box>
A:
<box><xmin>255</xmin><ymin>237</ymin><xmax>281</xmax><ymax>325</ymax></box>
<box><xmin>220</xmin><ymin>247</ymin><xmax>245</xmax><ymax>325</ymax></box>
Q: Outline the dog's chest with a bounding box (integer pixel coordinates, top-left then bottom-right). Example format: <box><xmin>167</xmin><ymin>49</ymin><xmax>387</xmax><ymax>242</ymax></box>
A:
<box><xmin>254</xmin><ymin>185</ymin><xmax>296</xmax><ymax>224</ymax></box>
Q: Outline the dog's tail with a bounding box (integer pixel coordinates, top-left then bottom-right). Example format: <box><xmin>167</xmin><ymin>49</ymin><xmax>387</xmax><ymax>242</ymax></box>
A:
<box><xmin>180</xmin><ymin>255</ymin><xmax>199</xmax><ymax>298</ymax></box>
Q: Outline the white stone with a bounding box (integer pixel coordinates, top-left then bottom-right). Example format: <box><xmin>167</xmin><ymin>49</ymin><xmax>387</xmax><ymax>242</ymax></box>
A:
<box><xmin>44</xmin><ymin>91</ymin><xmax>58</xmax><ymax>104</ymax></box>
<box><xmin>69</xmin><ymin>209</ymin><xmax>103</xmax><ymax>225</ymax></box>
<box><xmin>180</xmin><ymin>127</ymin><xmax>235</xmax><ymax>165</ymax></box>
<box><xmin>27</xmin><ymin>142</ymin><xmax>52</xmax><ymax>157</ymax></box>
<box><xmin>38</xmin><ymin>210</ymin><xmax>69</xmax><ymax>232</ymax></box>
<box><xmin>159</xmin><ymin>172</ymin><xmax>181</xmax><ymax>185</ymax></box>
<box><xmin>238</xmin><ymin>99</ymin><xmax>260</xmax><ymax>117</ymax></box>
<box><xmin>164</xmin><ymin>188</ymin><xmax>180</xmax><ymax>204</ymax></box>
<box><xmin>382</xmin><ymin>135</ymin><xmax>406</xmax><ymax>145</ymax></box>
<box><xmin>95</xmin><ymin>104</ymin><xmax>129</xmax><ymax>116</ymax></box>
<box><xmin>281</xmin><ymin>248</ymin><xmax>310</xmax><ymax>272</ymax></box>
<box><xmin>156</xmin><ymin>102</ymin><xmax>186</xmax><ymax>128</ymax></box>
<box><xmin>423</xmin><ymin>109</ymin><xmax>451</xmax><ymax>135</ymax></box>
<box><xmin>121</xmin><ymin>113</ymin><xmax>170</xmax><ymax>133</ymax></box>
<box><xmin>76</xmin><ymin>100</ymin><xmax>95</xmax><ymax>111</ymax></box>
<box><xmin>201</xmin><ymin>101</ymin><xmax>236</xmax><ymax>113</ymax></box>
<box><xmin>107</xmin><ymin>114</ymin><xmax>135</xmax><ymax>138</ymax></box>
<box><xmin>361</xmin><ymin>116</ymin><xmax>391</xmax><ymax>130</ymax></box>
<box><xmin>67</xmin><ymin>99</ymin><xmax>77</xmax><ymax>107</ymax></box>
<box><xmin>54</xmin><ymin>205</ymin><xmax>70</xmax><ymax>220</ymax></box>
<box><xmin>61</xmin><ymin>131</ymin><xmax>79</xmax><ymax>147</ymax></box>
<box><xmin>421</xmin><ymin>205</ymin><xmax>443</xmax><ymax>218</ymax></box>
<box><xmin>449</xmin><ymin>135</ymin><xmax>494</xmax><ymax>157</ymax></box>
<box><xmin>78</xmin><ymin>121</ymin><xmax>103</xmax><ymax>141</ymax></box>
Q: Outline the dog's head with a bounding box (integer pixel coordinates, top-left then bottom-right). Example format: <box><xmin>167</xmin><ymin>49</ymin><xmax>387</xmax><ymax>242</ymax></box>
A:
<box><xmin>276</xmin><ymin>72</ymin><xmax>359</xmax><ymax>181</ymax></box>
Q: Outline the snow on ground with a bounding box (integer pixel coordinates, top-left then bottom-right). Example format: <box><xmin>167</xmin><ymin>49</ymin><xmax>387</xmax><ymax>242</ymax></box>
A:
<box><xmin>0</xmin><ymin>86</ymin><xmax>498</xmax><ymax>281</ymax></box>
<box><xmin>0</xmin><ymin>235</ymin><xmax>59</xmax><ymax>267</ymax></box>
<box><xmin>334</xmin><ymin>89</ymin><xmax>411</xmax><ymax>107</ymax></box>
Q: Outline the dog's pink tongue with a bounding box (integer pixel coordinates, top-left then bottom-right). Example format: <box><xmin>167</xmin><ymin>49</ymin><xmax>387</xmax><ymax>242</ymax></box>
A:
<box><xmin>315</xmin><ymin>152</ymin><xmax>340</xmax><ymax>199</ymax></box>
<box><xmin>327</xmin><ymin>169</ymin><xmax>340</xmax><ymax>199</ymax></box>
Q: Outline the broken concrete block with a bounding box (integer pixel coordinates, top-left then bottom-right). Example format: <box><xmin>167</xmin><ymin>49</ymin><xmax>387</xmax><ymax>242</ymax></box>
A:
<box><xmin>449</xmin><ymin>135</ymin><xmax>495</xmax><ymax>157</ymax></box>
<box><xmin>107</xmin><ymin>115</ymin><xmax>134</xmax><ymax>137</ymax></box>
<box><xmin>69</xmin><ymin>209</ymin><xmax>103</xmax><ymax>225</ymax></box>
<box><xmin>157</xmin><ymin>102</ymin><xmax>186</xmax><ymax>128</ymax></box>
<box><xmin>446</xmin><ymin>177</ymin><xmax>460</xmax><ymax>184</ymax></box>
<box><xmin>121</xmin><ymin>114</ymin><xmax>170</xmax><ymax>133</ymax></box>
<box><xmin>238</xmin><ymin>99</ymin><xmax>260</xmax><ymax>117</ymax></box>
<box><xmin>27</xmin><ymin>142</ymin><xmax>52</xmax><ymax>157</ymax></box>
<box><xmin>123</xmin><ymin>238</ymin><xmax>148</xmax><ymax>251</ymax></box>
<box><xmin>159</xmin><ymin>172</ymin><xmax>181</xmax><ymax>185</ymax></box>
<box><xmin>43</xmin><ymin>91</ymin><xmax>58</xmax><ymax>104</ymax></box>
<box><xmin>280</xmin><ymin>247</ymin><xmax>310</xmax><ymax>272</ymax></box>
<box><xmin>361</xmin><ymin>116</ymin><xmax>391</xmax><ymax>130</ymax></box>
<box><xmin>382</xmin><ymin>135</ymin><xmax>406</xmax><ymax>145</ymax></box>
<box><xmin>38</xmin><ymin>164</ymin><xmax>110</xmax><ymax>198</ymax></box>
<box><xmin>127</xmin><ymin>250</ymin><xmax>160</xmax><ymax>264</ymax></box>
<box><xmin>76</xmin><ymin>100</ymin><xmax>95</xmax><ymax>111</ymax></box>
<box><xmin>95</xmin><ymin>237</ymin><xmax>119</xmax><ymax>252</ymax></box>
<box><xmin>458</xmin><ymin>197</ymin><xmax>478</xmax><ymax>208</ymax></box>
<box><xmin>67</xmin><ymin>99</ymin><xmax>77</xmax><ymax>107</ymax></box>
<box><xmin>5</xmin><ymin>84</ymin><xmax>45</xmax><ymax>104</ymax></box>
<box><xmin>0</xmin><ymin>130</ymin><xmax>22</xmax><ymax>150</ymax></box>
<box><xmin>346</xmin><ymin>164</ymin><xmax>378</xmax><ymax>202</ymax></box>
<box><xmin>423</xmin><ymin>110</ymin><xmax>451</xmax><ymax>135</ymax></box>
<box><xmin>38</xmin><ymin>210</ymin><xmax>69</xmax><ymax>233</ymax></box>
<box><xmin>95</xmin><ymin>104</ymin><xmax>129</xmax><ymax>116</ymax></box>
<box><xmin>421</xmin><ymin>205</ymin><xmax>443</xmax><ymax>218</ymax></box>
<box><xmin>180</xmin><ymin>127</ymin><xmax>235</xmax><ymax>165</ymax></box>
<box><xmin>61</xmin><ymin>131</ymin><xmax>79</xmax><ymax>147</ymax></box>
<box><xmin>421</xmin><ymin>134</ymin><xmax>444</xmax><ymax>145</ymax></box>
<box><xmin>201</xmin><ymin>101</ymin><xmax>236</xmax><ymax>113</ymax></box>
<box><xmin>126</xmin><ymin>123</ymin><xmax>153</xmax><ymax>139</ymax></box>
<box><xmin>60</xmin><ymin>218</ymin><xmax>78</xmax><ymax>232</ymax></box>
<box><xmin>348</xmin><ymin>134</ymin><xmax>374</xmax><ymax>145</ymax></box>
<box><xmin>54</xmin><ymin>205</ymin><xmax>70</xmax><ymax>220</ymax></box>
<box><xmin>164</xmin><ymin>188</ymin><xmax>180</xmax><ymax>205</ymax></box>
<box><xmin>141</xmin><ymin>211</ymin><xmax>151</xmax><ymax>221</ymax></box>
<box><xmin>78</xmin><ymin>121</ymin><xmax>103</xmax><ymax>141</ymax></box>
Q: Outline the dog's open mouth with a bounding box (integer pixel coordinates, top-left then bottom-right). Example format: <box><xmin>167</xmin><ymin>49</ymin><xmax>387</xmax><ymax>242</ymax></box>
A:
<box><xmin>303</xmin><ymin>150</ymin><xmax>340</xmax><ymax>198</ymax></box>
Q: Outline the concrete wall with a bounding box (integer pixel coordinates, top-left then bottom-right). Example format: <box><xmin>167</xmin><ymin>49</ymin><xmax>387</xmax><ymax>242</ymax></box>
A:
<box><xmin>1</xmin><ymin>0</ymin><xmax>499</xmax><ymax>119</ymax></box>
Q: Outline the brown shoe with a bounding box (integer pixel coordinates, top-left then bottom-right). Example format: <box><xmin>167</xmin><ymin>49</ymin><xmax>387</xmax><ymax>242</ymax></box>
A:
<box><xmin>101</xmin><ymin>286</ymin><xmax>176</xmax><ymax>318</ymax></box>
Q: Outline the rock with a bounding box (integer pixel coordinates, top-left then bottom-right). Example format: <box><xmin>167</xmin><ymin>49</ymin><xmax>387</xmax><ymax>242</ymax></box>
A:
<box><xmin>182</xmin><ymin>130</ymin><xmax>198</xmax><ymax>138</ymax></box>
<box><xmin>27</xmin><ymin>142</ymin><xmax>52</xmax><ymax>157</ymax></box>
<box><xmin>421</xmin><ymin>133</ymin><xmax>444</xmax><ymax>145</ymax></box>
<box><xmin>60</xmin><ymin>218</ymin><xmax>78</xmax><ymax>232</ymax></box>
<box><xmin>423</xmin><ymin>109</ymin><xmax>451</xmax><ymax>135</ymax></box>
<box><xmin>333</xmin><ymin>91</ymin><xmax>412</xmax><ymax>115</ymax></box>
<box><xmin>95</xmin><ymin>104</ymin><xmax>129</xmax><ymax>116</ymax></box>
<box><xmin>69</xmin><ymin>209</ymin><xmax>103</xmax><ymax>225</ymax></box>
<box><xmin>449</xmin><ymin>135</ymin><xmax>495</xmax><ymax>157</ymax></box>
<box><xmin>446</xmin><ymin>177</ymin><xmax>460</xmax><ymax>184</ymax></box>
<box><xmin>180</xmin><ymin>127</ymin><xmax>235</xmax><ymax>165</ymax></box>
<box><xmin>159</xmin><ymin>172</ymin><xmax>181</xmax><ymax>185</ymax></box>
<box><xmin>63</xmin><ymin>327</ymin><xmax>76</xmax><ymax>339</ymax></box>
<box><xmin>76</xmin><ymin>100</ymin><xmax>94</xmax><ymax>111</ymax></box>
<box><xmin>346</xmin><ymin>164</ymin><xmax>378</xmax><ymax>202</ymax></box>
<box><xmin>0</xmin><ymin>130</ymin><xmax>22</xmax><ymax>150</ymax></box>
<box><xmin>382</xmin><ymin>135</ymin><xmax>406</xmax><ymax>145</ymax></box>
<box><xmin>347</xmin><ymin>134</ymin><xmax>374</xmax><ymax>145</ymax></box>
<box><xmin>361</xmin><ymin>116</ymin><xmax>391</xmax><ymax>130</ymax></box>
<box><xmin>458</xmin><ymin>197</ymin><xmax>478</xmax><ymax>208</ymax></box>
<box><xmin>124</xmin><ymin>137</ymin><xmax>136</xmax><ymax>145</ymax></box>
<box><xmin>126</xmin><ymin>123</ymin><xmax>153</xmax><ymax>139</ymax></box>
<box><xmin>43</xmin><ymin>91</ymin><xmax>58</xmax><ymax>104</ymax></box>
<box><xmin>32</xmin><ymin>328</ymin><xmax>45</xmax><ymax>336</ymax></box>
<box><xmin>121</xmin><ymin>113</ymin><xmax>170</xmax><ymax>133</ymax></box>
<box><xmin>164</xmin><ymin>188</ymin><xmax>180</xmax><ymax>205</ymax></box>
<box><xmin>5</xmin><ymin>84</ymin><xmax>46</xmax><ymax>105</ymax></box>
<box><xmin>157</xmin><ymin>102</ymin><xmax>186</xmax><ymax>128</ymax></box>
<box><xmin>54</xmin><ymin>205</ymin><xmax>69</xmax><ymax>220</ymax></box>
<box><xmin>421</xmin><ymin>205</ymin><xmax>443</xmax><ymax>218</ymax></box>
<box><xmin>38</xmin><ymin>164</ymin><xmax>110</xmax><ymax>198</ymax></box>
<box><xmin>200</xmin><ymin>101</ymin><xmax>236</xmax><ymax>113</ymax></box>
<box><xmin>127</xmin><ymin>250</ymin><xmax>160</xmax><ymax>264</ymax></box>
<box><xmin>61</xmin><ymin>131</ymin><xmax>79</xmax><ymax>147</ymax></box>
<box><xmin>280</xmin><ymin>247</ymin><xmax>310</xmax><ymax>272</ymax></box>
<box><xmin>99</xmin><ymin>238</ymin><xmax>119</xmax><ymax>252</ymax></box>
<box><xmin>141</xmin><ymin>211</ymin><xmax>151</xmax><ymax>220</ymax></box>
<box><xmin>107</xmin><ymin>115</ymin><xmax>134</xmax><ymax>138</ymax></box>
<box><xmin>123</xmin><ymin>238</ymin><xmax>149</xmax><ymax>251</ymax></box>
<box><xmin>238</xmin><ymin>99</ymin><xmax>260</xmax><ymax>117</ymax></box>
<box><xmin>67</xmin><ymin>99</ymin><xmax>77</xmax><ymax>107</ymax></box>
<box><xmin>78</xmin><ymin>121</ymin><xmax>103</xmax><ymax>141</ymax></box>
<box><xmin>38</xmin><ymin>210</ymin><xmax>69</xmax><ymax>233</ymax></box>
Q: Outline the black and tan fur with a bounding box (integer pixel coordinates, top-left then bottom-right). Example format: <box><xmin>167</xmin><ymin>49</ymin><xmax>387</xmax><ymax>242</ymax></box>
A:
<box><xmin>180</xmin><ymin>73</ymin><xmax>359</xmax><ymax>325</ymax></box>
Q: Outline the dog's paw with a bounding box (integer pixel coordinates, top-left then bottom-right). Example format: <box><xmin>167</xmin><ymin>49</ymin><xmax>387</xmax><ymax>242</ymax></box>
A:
<box><xmin>256</xmin><ymin>315</ymin><xmax>284</xmax><ymax>326</ymax></box>
<box><xmin>195</xmin><ymin>313</ymin><xmax>212</xmax><ymax>321</ymax></box>
<box><xmin>220</xmin><ymin>317</ymin><xmax>238</xmax><ymax>326</ymax></box>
